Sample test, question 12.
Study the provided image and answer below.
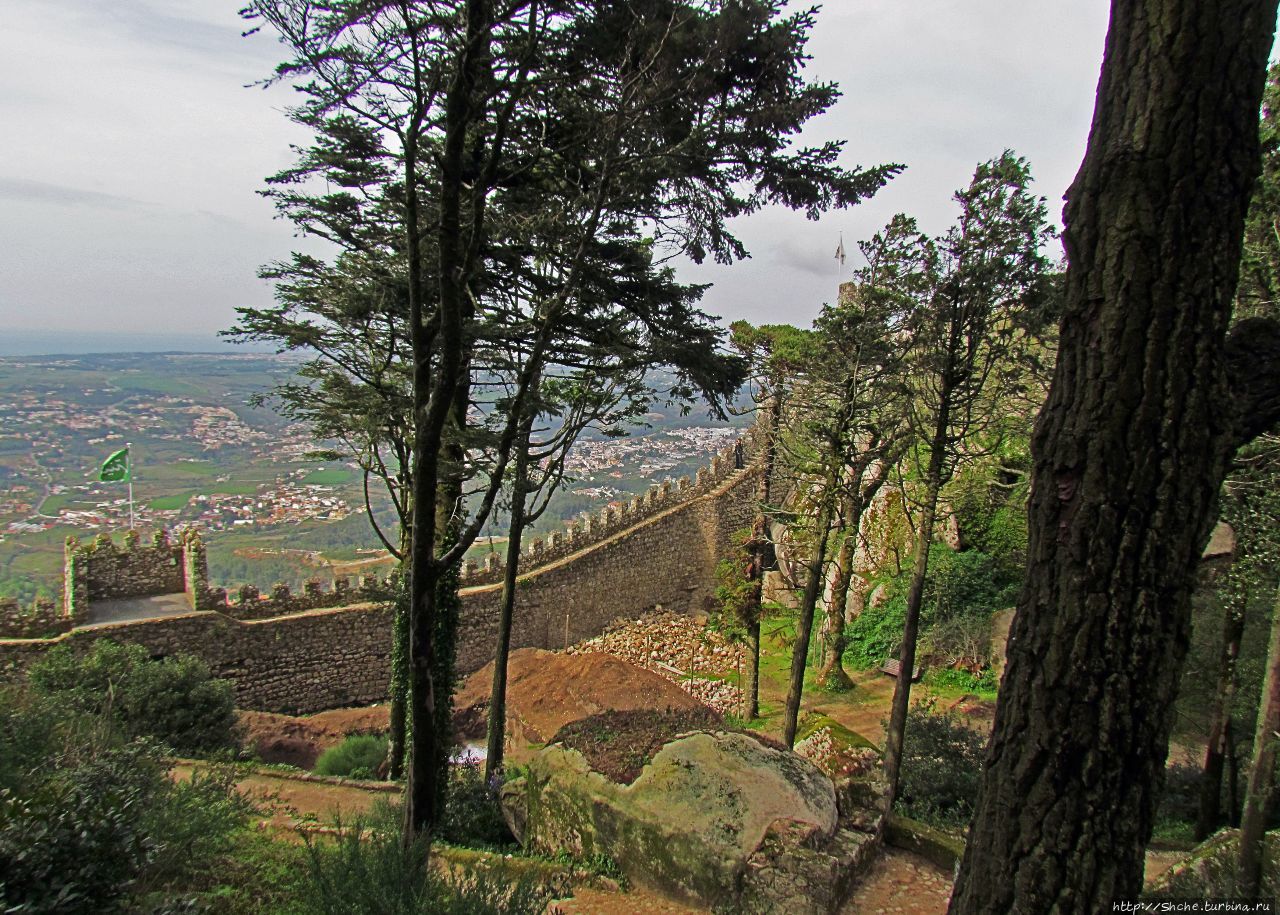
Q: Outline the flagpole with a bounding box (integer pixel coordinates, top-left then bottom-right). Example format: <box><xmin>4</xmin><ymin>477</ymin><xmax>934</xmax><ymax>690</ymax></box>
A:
<box><xmin>835</xmin><ymin>232</ymin><xmax>846</xmax><ymax>288</ymax></box>
<box><xmin>127</xmin><ymin>442</ymin><xmax>134</xmax><ymax>530</ymax></box>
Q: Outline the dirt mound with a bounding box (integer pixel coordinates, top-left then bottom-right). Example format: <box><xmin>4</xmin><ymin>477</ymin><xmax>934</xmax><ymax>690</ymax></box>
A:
<box><xmin>567</xmin><ymin>610</ymin><xmax>746</xmax><ymax>714</ymax></box>
<box><xmin>239</xmin><ymin>705</ymin><xmax>390</xmax><ymax>769</ymax></box>
<box><xmin>453</xmin><ymin>648</ymin><xmax>708</xmax><ymax>753</ymax></box>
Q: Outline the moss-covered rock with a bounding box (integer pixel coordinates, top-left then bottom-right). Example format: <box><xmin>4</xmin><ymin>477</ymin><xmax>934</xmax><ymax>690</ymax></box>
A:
<box><xmin>502</xmin><ymin>729</ymin><xmax>874</xmax><ymax>912</ymax></box>
<box><xmin>885</xmin><ymin>813</ymin><xmax>966</xmax><ymax>870</ymax></box>
<box><xmin>1146</xmin><ymin>829</ymin><xmax>1280</xmax><ymax>898</ymax></box>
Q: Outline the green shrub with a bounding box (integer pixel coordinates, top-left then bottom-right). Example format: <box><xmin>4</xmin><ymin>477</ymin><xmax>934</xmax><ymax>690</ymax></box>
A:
<box><xmin>314</xmin><ymin>734</ymin><xmax>389</xmax><ymax>779</ymax></box>
<box><xmin>0</xmin><ymin>687</ymin><xmax>105</xmax><ymax>796</ymax></box>
<box><xmin>844</xmin><ymin>598</ymin><xmax>907</xmax><ymax>669</ymax></box>
<box><xmin>302</xmin><ymin>804</ymin><xmax>548</xmax><ymax>914</ymax></box>
<box><xmin>921</xmin><ymin>546</ymin><xmax>1016</xmax><ymax>626</ymax></box>
<box><xmin>845</xmin><ymin>545</ymin><xmax>1015</xmax><ymax>669</ymax></box>
<box><xmin>0</xmin><ymin>733</ymin><xmax>249</xmax><ymax>914</ymax></box>
<box><xmin>924</xmin><ymin>667</ymin><xmax>998</xmax><ymax>695</ymax></box>
<box><xmin>1</xmin><ymin>742</ymin><xmax>164</xmax><ymax>913</ymax></box>
<box><xmin>437</xmin><ymin>762</ymin><xmax>514</xmax><ymax>849</ymax></box>
<box><xmin>894</xmin><ymin>702</ymin><xmax>987</xmax><ymax>829</ymax></box>
<box><xmin>28</xmin><ymin>640</ymin><xmax>237</xmax><ymax>755</ymax></box>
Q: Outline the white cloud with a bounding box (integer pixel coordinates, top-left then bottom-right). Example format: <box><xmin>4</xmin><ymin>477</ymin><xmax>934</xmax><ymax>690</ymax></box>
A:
<box><xmin>0</xmin><ymin>0</ymin><xmax>1266</xmax><ymax>337</ymax></box>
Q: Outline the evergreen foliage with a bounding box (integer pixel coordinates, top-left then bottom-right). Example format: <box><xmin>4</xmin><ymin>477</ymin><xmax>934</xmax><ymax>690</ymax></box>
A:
<box><xmin>27</xmin><ymin>640</ymin><xmax>238</xmax><ymax>755</ymax></box>
<box><xmin>0</xmin><ymin>688</ymin><xmax>250</xmax><ymax>914</ymax></box>
<box><xmin>893</xmin><ymin>701</ymin><xmax>986</xmax><ymax>829</ymax></box>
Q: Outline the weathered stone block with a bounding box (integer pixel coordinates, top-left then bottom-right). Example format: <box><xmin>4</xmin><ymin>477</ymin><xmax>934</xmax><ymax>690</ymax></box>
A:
<box><xmin>503</xmin><ymin>731</ymin><xmax>844</xmax><ymax>912</ymax></box>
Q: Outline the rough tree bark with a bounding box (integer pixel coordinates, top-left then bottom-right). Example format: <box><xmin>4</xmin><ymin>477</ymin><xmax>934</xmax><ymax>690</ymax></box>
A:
<box><xmin>950</xmin><ymin>1</ymin><xmax>1280</xmax><ymax>910</ymax></box>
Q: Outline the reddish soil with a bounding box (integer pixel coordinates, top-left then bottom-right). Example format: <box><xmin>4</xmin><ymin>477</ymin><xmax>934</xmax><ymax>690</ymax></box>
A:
<box><xmin>238</xmin><ymin>705</ymin><xmax>390</xmax><ymax>769</ymax></box>
<box><xmin>453</xmin><ymin>648</ymin><xmax>707</xmax><ymax>760</ymax></box>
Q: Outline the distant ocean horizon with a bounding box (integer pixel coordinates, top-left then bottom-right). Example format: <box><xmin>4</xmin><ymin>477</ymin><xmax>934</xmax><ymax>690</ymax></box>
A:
<box><xmin>0</xmin><ymin>329</ymin><xmax>278</xmax><ymax>357</ymax></box>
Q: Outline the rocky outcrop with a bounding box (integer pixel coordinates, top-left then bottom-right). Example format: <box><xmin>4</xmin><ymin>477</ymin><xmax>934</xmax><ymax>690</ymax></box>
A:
<box><xmin>501</xmin><ymin>730</ymin><xmax>882</xmax><ymax>913</ymax></box>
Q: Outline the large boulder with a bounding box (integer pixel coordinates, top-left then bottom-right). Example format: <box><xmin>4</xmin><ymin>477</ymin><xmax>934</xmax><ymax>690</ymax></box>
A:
<box><xmin>502</xmin><ymin>729</ymin><xmax>878</xmax><ymax>913</ymax></box>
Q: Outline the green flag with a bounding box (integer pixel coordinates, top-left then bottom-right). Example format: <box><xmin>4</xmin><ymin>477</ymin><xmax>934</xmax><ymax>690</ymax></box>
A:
<box><xmin>99</xmin><ymin>447</ymin><xmax>130</xmax><ymax>483</ymax></box>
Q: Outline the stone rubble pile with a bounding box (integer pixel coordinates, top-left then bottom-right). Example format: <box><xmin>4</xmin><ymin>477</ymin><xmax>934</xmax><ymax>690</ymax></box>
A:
<box><xmin>794</xmin><ymin>725</ymin><xmax>836</xmax><ymax>765</ymax></box>
<box><xmin>567</xmin><ymin>609</ymin><xmax>745</xmax><ymax>715</ymax></box>
<box><xmin>795</xmin><ymin>726</ymin><xmax>882</xmax><ymax>780</ymax></box>
<box><xmin>678</xmin><ymin>676</ymin><xmax>743</xmax><ymax>716</ymax></box>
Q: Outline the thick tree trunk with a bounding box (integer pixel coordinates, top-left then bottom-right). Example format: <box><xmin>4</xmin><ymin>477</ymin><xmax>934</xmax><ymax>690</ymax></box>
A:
<box><xmin>1196</xmin><ymin>591</ymin><xmax>1248</xmax><ymax>839</ymax></box>
<box><xmin>782</xmin><ymin>497</ymin><xmax>836</xmax><ymax>748</ymax></box>
<box><xmin>485</xmin><ymin>410</ymin><xmax>534</xmax><ymax>782</ymax></box>
<box><xmin>950</xmin><ymin>2</ymin><xmax>1277</xmax><ymax>910</ymax></box>
<box><xmin>1237</xmin><ymin>586</ymin><xmax>1280</xmax><ymax>896</ymax></box>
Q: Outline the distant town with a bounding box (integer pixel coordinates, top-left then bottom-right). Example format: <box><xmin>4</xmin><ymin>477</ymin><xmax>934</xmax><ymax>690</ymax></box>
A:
<box><xmin>0</xmin><ymin>353</ymin><xmax>747</xmax><ymax>599</ymax></box>
<box><xmin>562</xmin><ymin>426</ymin><xmax>741</xmax><ymax>502</ymax></box>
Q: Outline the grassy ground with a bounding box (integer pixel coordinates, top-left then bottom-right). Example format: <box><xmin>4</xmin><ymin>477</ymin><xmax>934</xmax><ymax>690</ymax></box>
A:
<box><xmin>302</xmin><ymin>467</ymin><xmax>358</xmax><ymax>486</ymax></box>
<box><xmin>149</xmin><ymin>494</ymin><xmax>190</xmax><ymax>511</ymax></box>
<box><xmin>728</xmin><ymin>604</ymin><xmax>995</xmax><ymax>749</ymax></box>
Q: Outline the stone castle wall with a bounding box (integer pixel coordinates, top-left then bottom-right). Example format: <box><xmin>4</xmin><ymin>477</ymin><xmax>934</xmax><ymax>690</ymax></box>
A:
<box><xmin>0</xmin><ymin>597</ymin><xmax>71</xmax><ymax>639</ymax></box>
<box><xmin>0</xmin><ymin>604</ymin><xmax>394</xmax><ymax>714</ymax></box>
<box><xmin>457</xmin><ymin>437</ymin><xmax>753</xmax><ymax>589</ymax></box>
<box><xmin>0</xmin><ymin>432</ymin><xmax>763</xmax><ymax>714</ymax></box>
<box><xmin>75</xmin><ymin>529</ymin><xmax>186</xmax><ymax>602</ymax></box>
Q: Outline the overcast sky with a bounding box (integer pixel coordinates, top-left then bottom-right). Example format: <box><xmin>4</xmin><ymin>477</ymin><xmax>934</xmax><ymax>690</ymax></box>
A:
<box><xmin>0</xmin><ymin>1</ymin><xmax>1120</xmax><ymax>344</ymax></box>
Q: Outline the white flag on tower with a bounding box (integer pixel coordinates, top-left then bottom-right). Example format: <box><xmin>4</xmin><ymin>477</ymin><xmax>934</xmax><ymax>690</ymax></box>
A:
<box><xmin>834</xmin><ymin>236</ymin><xmax>846</xmax><ymax>266</ymax></box>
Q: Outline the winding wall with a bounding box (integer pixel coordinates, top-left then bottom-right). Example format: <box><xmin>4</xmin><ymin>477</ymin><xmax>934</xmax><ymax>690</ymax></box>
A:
<box><xmin>0</xmin><ymin>444</ymin><xmax>761</xmax><ymax>714</ymax></box>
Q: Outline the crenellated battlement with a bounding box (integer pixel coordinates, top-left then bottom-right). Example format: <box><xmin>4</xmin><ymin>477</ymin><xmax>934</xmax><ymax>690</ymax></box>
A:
<box><xmin>0</xmin><ymin>422</ymin><xmax>765</xmax><ymax>712</ymax></box>
<box><xmin>0</xmin><ymin>596</ymin><xmax>72</xmax><ymax>639</ymax></box>
<box><xmin>208</xmin><ymin>574</ymin><xmax>393</xmax><ymax>621</ymax></box>
<box><xmin>67</xmin><ymin>528</ymin><xmax>186</xmax><ymax>607</ymax></box>
<box><xmin>0</xmin><ymin>426</ymin><xmax>760</xmax><ymax>637</ymax></box>
<box><xmin>460</xmin><ymin>430</ymin><xmax>758</xmax><ymax>587</ymax></box>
